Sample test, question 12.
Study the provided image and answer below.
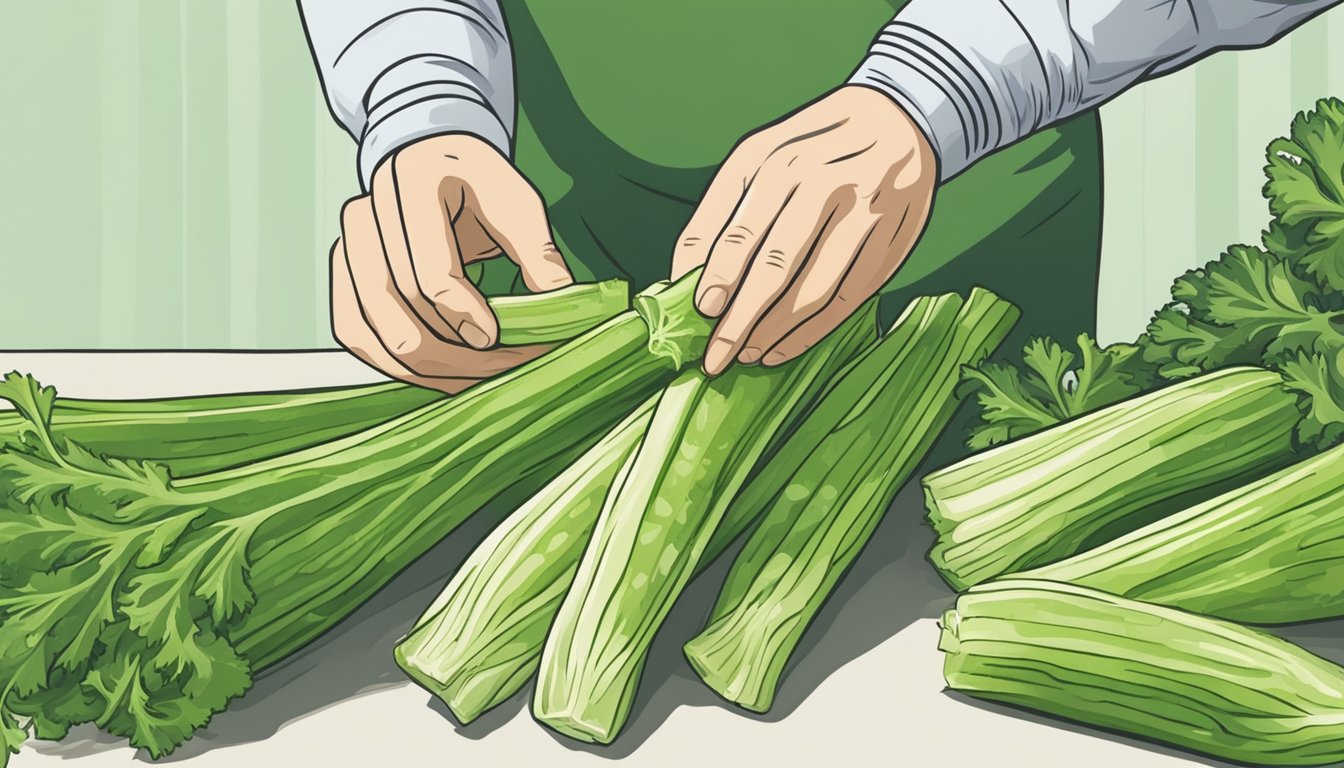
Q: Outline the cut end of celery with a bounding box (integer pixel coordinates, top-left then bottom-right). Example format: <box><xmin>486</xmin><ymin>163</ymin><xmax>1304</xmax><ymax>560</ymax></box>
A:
<box><xmin>923</xmin><ymin>483</ymin><xmax>976</xmax><ymax>591</ymax></box>
<box><xmin>393</xmin><ymin>643</ymin><xmax>459</xmax><ymax>711</ymax></box>
<box><xmin>534</xmin><ymin>708</ymin><xmax>618</xmax><ymax>745</ymax></box>
<box><xmin>394</xmin><ymin>640</ymin><xmax>522</xmax><ymax>725</ymax></box>
<box><xmin>682</xmin><ymin>639</ymin><xmax>773</xmax><ymax>714</ymax></box>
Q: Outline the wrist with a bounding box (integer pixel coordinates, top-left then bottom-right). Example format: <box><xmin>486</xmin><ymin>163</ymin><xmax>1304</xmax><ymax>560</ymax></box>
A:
<box><xmin>847</xmin><ymin>21</ymin><xmax>996</xmax><ymax>181</ymax></box>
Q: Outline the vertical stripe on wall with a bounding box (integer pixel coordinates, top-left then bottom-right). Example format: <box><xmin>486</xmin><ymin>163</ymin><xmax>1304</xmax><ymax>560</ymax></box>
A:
<box><xmin>257</xmin><ymin>3</ymin><xmax>320</xmax><ymax>349</ymax></box>
<box><xmin>224</xmin><ymin>0</ymin><xmax>263</xmax><ymax>348</ymax></box>
<box><xmin>135</xmin><ymin>2</ymin><xmax>186</xmax><ymax>346</ymax></box>
<box><xmin>98</xmin><ymin>5</ymin><xmax>141</xmax><ymax>348</ymax></box>
<box><xmin>1194</xmin><ymin>55</ymin><xmax>1239</xmax><ymax>275</ymax></box>
<box><xmin>181</xmin><ymin>0</ymin><xmax>233</xmax><ymax>348</ymax></box>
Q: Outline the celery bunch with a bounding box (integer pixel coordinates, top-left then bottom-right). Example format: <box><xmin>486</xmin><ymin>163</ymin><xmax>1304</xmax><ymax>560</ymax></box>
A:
<box><xmin>0</xmin><ymin>276</ymin><xmax>689</xmax><ymax>764</ymax></box>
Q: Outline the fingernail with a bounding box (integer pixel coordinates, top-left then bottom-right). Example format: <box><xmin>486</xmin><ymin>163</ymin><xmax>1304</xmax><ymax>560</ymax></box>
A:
<box><xmin>458</xmin><ymin>321</ymin><xmax>493</xmax><ymax>349</ymax></box>
<box><xmin>703</xmin><ymin>338</ymin><xmax>734</xmax><ymax>376</ymax></box>
<box><xmin>698</xmin><ymin>286</ymin><xmax>729</xmax><ymax>317</ymax></box>
<box><xmin>762</xmin><ymin>350</ymin><xmax>788</xmax><ymax>367</ymax></box>
<box><xmin>739</xmin><ymin>347</ymin><xmax>763</xmax><ymax>364</ymax></box>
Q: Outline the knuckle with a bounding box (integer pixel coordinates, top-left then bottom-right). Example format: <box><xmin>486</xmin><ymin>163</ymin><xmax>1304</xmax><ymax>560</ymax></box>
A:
<box><xmin>388</xmin><ymin>332</ymin><xmax>427</xmax><ymax>363</ymax></box>
<box><xmin>758</xmin><ymin>248</ymin><xmax>791</xmax><ymax>271</ymax></box>
<box><xmin>678</xmin><ymin>233</ymin><xmax>705</xmax><ymax>251</ymax></box>
<box><xmin>718</xmin><ymin>224</ymin><xmax>756</xmax><ymax>248</ymax></box>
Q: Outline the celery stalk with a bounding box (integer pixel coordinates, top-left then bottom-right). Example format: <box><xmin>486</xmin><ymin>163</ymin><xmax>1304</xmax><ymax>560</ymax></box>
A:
<box><xmin>942</xmin><ymin>580</ymin><xmax>1344</xmax><ymax>766</ymax></box>
<box><xmin>1022</xmin><ymin>441</ymin><xmax>1344</xmax><ymax>624</ymax></box>
<box><xmin>0</xmin><ymin>279</ymin><xmax>629</xmax><ymax>476</ymax></box>
<box><xmin>394</xmin><ymin>397</ymin><xmax>655</xmax><ymax>721</ymax></box>
<box><xmin>531</xmin><ymin>301</ymin><xmax>878</xmax><ymax>744</ymax></box>
<box><xmin>923</xmin><ymin>367</ymin><xmax>1303</xmax><ymax>590</ymax></box>
<box><xmin>683</xmin><ymin>287</ymin><xmax>1017</xmax><ymax>713</ymax></box>
<box><xmin>0</xmin><ymin>383</ymin><xmax>439</xmax><ymax>477</ymax></box>
<box><xmin>493</xmin><ymin>279</ymin><xmax>629</xmax><ymax>345</ymax></box>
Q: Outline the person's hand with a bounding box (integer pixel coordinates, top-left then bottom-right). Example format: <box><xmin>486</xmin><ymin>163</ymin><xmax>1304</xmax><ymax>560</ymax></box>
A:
<box><xmin>331</xmin><ymin>134</ymin><xmax>574</xmax><ymax>392</ymax></box>
<box><xmin>671</xmin><ymin>86</ymin><xmax>938</xmax><ymax>376</ymax></box>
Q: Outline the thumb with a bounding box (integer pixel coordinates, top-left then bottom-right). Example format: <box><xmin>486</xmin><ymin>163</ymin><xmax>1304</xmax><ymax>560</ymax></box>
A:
<box><xmin>471</xmin><ymin>174</ymin><xmax>575</xmax><ymax>292</ymax></box>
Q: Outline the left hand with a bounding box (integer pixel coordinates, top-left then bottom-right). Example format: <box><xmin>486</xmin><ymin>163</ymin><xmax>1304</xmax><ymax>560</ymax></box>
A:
<box><xmin>672</xmin><ymin>85</ymin><xmax>938</xmax><ymax>376</ymax></box>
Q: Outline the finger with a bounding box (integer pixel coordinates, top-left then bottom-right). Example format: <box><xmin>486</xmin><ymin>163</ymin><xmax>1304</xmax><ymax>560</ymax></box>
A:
<box><xmin>671</xmin><ymin>150</ymin><xmax>755</xmax><ymax>280</ymax></box>
<box><xmin>741</xmin><ymin>209</ymin><xmax>878</xmax><ymax>358</ymax></box>
<box><xmin>701</xmin><ymin>188</ymin><xmax>836</xmax><ymax>375</ymax></box>
<box><xmin>468</xmin><ymin>173</ymin><xmax>574</xmax><ymax>292</ymax></box>
<box><xmin>342</xmin><ymin>197</ymin><xmax>547</xmax><ymax>378</ymax></box>
<box><xmin>694</xmin><ymin>166</ymin><xmax>797</xmax><ymax>319</ymax></box>
<box><xmin>761</xmin><ymin>196</ymin><xmax>930</xmax><ymax>367</ymax></box>
<box><xmin>329</xmin><ymin>237</ymin><xmax>479</xmax><ymax>394</ymax></box>
<box><xmin>370</xmin><ymin>163</ymin><xmax>467</xmax><ymax>343</ymax></box>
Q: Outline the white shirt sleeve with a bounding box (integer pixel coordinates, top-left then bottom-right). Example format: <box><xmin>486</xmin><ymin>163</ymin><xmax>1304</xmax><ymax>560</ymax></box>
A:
<box><xmin>849</xmin><ymin>0</ymin><xmax>1341</xmax><ymax>180</ymax></box>
<box><xmin>297</xmin><ymin>0</ymin><xmax>515</xmax><ymax>189</ymax></box>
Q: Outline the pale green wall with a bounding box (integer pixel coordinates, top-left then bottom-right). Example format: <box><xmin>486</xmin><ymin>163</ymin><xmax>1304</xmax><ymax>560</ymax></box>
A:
<box><xmin>0</xmin><ymin>2</ymin><xmax>1341</xmax><ymax>349</ymax></box>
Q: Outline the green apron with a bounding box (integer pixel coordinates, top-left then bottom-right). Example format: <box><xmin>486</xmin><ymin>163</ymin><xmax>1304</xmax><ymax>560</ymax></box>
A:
<box><xmin>480</xmin><ymin>0</ymin><xmax>1102</xmax><ymax>347</ymax></box>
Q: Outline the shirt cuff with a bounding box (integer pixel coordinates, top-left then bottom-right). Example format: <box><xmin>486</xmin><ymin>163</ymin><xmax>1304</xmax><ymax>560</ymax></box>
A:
<box><xmin>358</xmin><ymin>84</ymin><xmax>512</xmax><ymax>190</ymax></box>
<box><xmin>848</xmin><ymin>20</ymin><xmax>1004</xmax><ymax>180</ymax></box>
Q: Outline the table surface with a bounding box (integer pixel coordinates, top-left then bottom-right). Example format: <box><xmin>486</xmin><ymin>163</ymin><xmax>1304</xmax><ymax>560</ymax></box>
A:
<box><xmin>3</xmin><ymin>351</ymin><xmax>1336</xmax><ymax>768</ymax></box>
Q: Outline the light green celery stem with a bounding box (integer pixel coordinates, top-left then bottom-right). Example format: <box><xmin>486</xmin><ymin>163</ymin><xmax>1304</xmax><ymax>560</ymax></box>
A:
<box><xmin>493</xmin><ymin>279</ymin><xmax>629</xmax><ymax>345</ymax></box>
<box><xmin>0</xmin><ymin>383</ymin><xmax>440</xmax><ymax>477</ymax></box>
<box><xmin>532</xmin><ymin>301</ymin><xmax>878</xmax><ymax>744</ymax></box>
<box><xmin>1022</xmin><ymin>441</ymin><xmax>1344</xmax><ymax>624</ymax></box>
<box><xmin>942</xmin><ymin>580</ymin><xmax>1344</xmax><ymax>767</ymax></box>
<box><xmin>684</xmin><ymin>287</ymin><xmax>1017</xmax><ymax>713</ymax></box>
<box><xmin>923</xmin><ymin>367</ymin><xmax>1302</xmax><ymax>591</ymax></box>
<box><xmin>395</xmin><ymin>397</ymin><xmax>655</xmax><ymax>722</ymax></box>
<box><xmin>0</xmin><ymin>280</ymin><xmax>627</xmax><ymax>475</ymax></box>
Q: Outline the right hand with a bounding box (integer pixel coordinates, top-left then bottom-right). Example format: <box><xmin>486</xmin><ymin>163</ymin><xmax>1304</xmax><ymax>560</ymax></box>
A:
<box><xmin>331</xmin><ymin>134</ymin><xmax>575</xmax><ymax>393</ymax></box>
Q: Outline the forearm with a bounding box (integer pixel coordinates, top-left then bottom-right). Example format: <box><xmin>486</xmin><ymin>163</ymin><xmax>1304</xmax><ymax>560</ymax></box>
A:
<box><xmin>297</xmin><ymin>0</ymin><xmax>515</xmax><ymax>188</ymax></box>
<box><xmin>850</xmin><ymin>0</ymin><xmax>1340</xmax><ymax>180</ymax></box>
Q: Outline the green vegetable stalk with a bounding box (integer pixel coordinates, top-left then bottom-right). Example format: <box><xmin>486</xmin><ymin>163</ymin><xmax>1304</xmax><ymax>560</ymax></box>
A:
<box><xmin>924</xmin><ymin>367</ymin><xmax>1302</xmax><ymax>590</ymax></box>
<box><xmin>0</xmin><ymin>279</ymin><xmax>629</xmax><ymax>476</ymax></box>
<box><xmin>0</xmin><ymin>274</ymin><xmax>697</xmax><ymax>764</ymax></box>
<box><xmin>1021</xmin><ymin>440</ymin><xmax>1344</xmax><ymax>624</ymax></box>
<box><xmin>0</xmin><ymin>382</ymin><xmax>440</xmax><ymax>476</ymax></box>
<box><xmin>941</xmin><ymin>580</ymin><xmax>1344</xmax><ymax>767</ymax></box>
<box><xmin>532</xmin><ymin>301</ymin><xmax>878</xmax><ymax>744</ymax></box>
<box><xmin>684</xmin><ymin>287</ymin><xmax>1017</xmax><ymax>713</ymax></box>
<box><xmin>395</xmin><ymin>396</ymin><xmax>656</xmax><ymax>722</ymax></box>
<box><xmin>493</xmin><ymin>278</ymin><xmax>629</xmax><ymax>345</ymax></box>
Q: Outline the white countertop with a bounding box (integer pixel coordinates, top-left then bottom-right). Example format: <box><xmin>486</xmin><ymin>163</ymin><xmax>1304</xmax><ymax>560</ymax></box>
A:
<box><xmin>2</xmin><ymin>351</ymin><xmax>1334</xmax><ymax>768</ymax></box>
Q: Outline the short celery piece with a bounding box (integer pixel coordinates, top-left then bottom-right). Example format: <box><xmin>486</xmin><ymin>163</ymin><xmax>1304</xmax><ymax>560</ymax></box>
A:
<box><xmin>0</xmin><ymin>272</ymin><xmax>701</xmax><ymax>763</ymax></box>
<box><xmin>395</xmin><ymin>396</ymin><xmax>655</xmax><ymax>721</ymax></box>
<box><xmin>923</xmin><ymin>367</ymin><xmax>1302</xmax><ymax>590</ymax></box>
<box><xmin>493</xmin><ymin>278</ymin><xmax>629</xmax><ymax>345</ymax></box>
<box><xmin>942</xmin><ymin>580</ymin><xmax>1344</xmax><ymax>767</ymax></box>
<box><xmin>532</xmin><ymin>301</ymin><xmax>878</xmax><ymax>744</ymax></box>
<box><xmin>1023</xmin><ymin>440</ymin><xmax>1344</xmax><ymax>624</ymax></box>
<box><xmin>0</xmin><ymin>279</ymin><xmax>628</xmax><ymax>476</ymax></box>
<box><xmin>684</xmin><ymin>287</ymin><xmax>1017</xmax><ymax>713</ymax></box>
